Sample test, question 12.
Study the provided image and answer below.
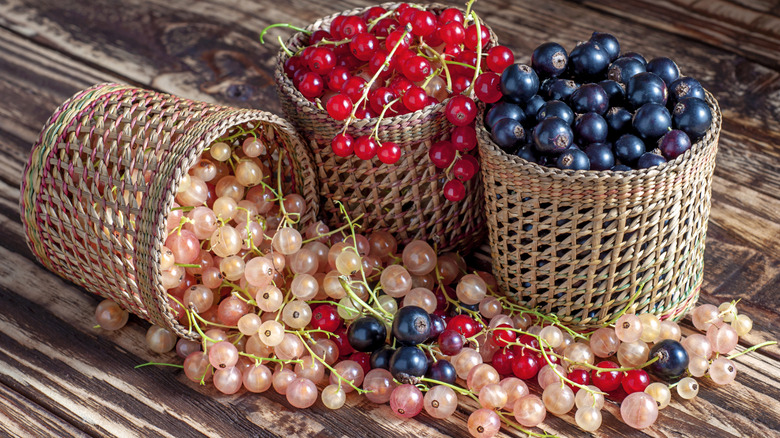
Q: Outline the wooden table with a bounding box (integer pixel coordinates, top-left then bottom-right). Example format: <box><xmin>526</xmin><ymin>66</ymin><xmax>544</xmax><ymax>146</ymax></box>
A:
<box><xmin>1</xmin><ymin>0</ymin><xmax>779</xmax><ymax>437</ymax></box>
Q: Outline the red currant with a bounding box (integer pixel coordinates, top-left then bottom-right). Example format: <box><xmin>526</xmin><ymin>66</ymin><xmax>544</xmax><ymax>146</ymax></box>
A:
<box><xmin>398</xmin><ymin>5</ymin><xmax>416</xmax><ymax>26</ymax></box>
<box><xmin>331</xmin><ymin>133</ymin><xmax>354</xmax><ymax>157</ymax></box>
<box><xmin>330</xmin><ymin>15</ymin><xmax>347</xmax><ymax>39</ymax></box>
<box><xmin>474</xmin><ymin>72</ymin><xmax>503</xmax><ymax>103</ymax></box>
<box><xmin>298</xmin><ymin>72</ymin><xmax>324</xmax><ymax>99</ymax></box>
<box><xmin>452</xmin><ymin>155</ymin><xmax>479</xmax><ymax>181</ymax></box>
<box><xmin>517</xmin><ymin>334</ymin><xmax>540</xmax><ymax>350</ymax></box>
<box><xmin>512</xmin><ymin>351</ymin><xmax>541</xmax><ymax>380</ymax></box>
<box><xmin>438</xmin><ymin>329</ymin><xmax>464</xmax><ymax>356</ymax></box>
<box><xmin>438</xmin><ymin>21</ymin><xmax>465</xmax><ymax>46</ymax></box>
<box><xmin>438</xmin><ymin>8</ymin><xmax>464</xmax><ymax>24</ymax></box>
<box><xmin>487</xmin><ymin>46</ymin><xmax>514</xmax><ymax>74</ymax></box>
<box><xmin>450</xmin><ymin>125</ymin><xmax>477</xmax><ymax>152</ymax></box>
<box><xmin>341</xmin><ymin>16</ymin><xmax>367</xmax><ymax>38</ymax></box>
<box><xmin>428</xmin><ymin>141</ymin><xmax>456</xmax><ymax>168</ymax></box>
<box><xmin>402</xmin><ymin>56</ymin><xmax>432</xmax><ymax>82</ymax></box>
<box><xmin>308</xmin><ymin>47</ymin><xmax>336</xmax><ymax>74</ymax></box>
<box><xmin>443</xmin><ymin>179</ymin><xmax>466</xmax><ymax>202</ymax></box>
<box><xmin>447</xmin><ymin>314</ymin><xmax>478</xmax><ymax>337</ymax></box>
<box><xmin>354</xmin><ymin>104</ymin><xmax>374</xmax><ymax>119</ymax></box>
<box><xmin>410</xmin><ymin>10</ymin><xmax>436</xmax><ymax>36</ymax></box>
<box><xmin>284</xmin><ymin>55</ymin><xmax>304</xmax><ymax>78</ymax></box>
<box><xmin>464</xmin><ymin>22</ymin><xmax>490</xmax><ymax>51</ymax></box>
<box><xmin>385</xmin><ymin>29</ymin><xmax>412</xmax><ymax>52</ymax></box>
<box><xmin>350</xmin><ymin>33</ymin><xmax>378</xmax><ymax>61</ymax></box>
<box><xmin>566</xmin><ymin>369</ymin><xmax>590</xmax><ymax>393</ymax></box>
<box><xmin>390</xmin><ymin>76</ymin><xmax>414</xmax><ymax>96</ymax></box>
<box><xmin>621</xmin><ymin>369</ymin><xmax>650</xmax><ymax>394</ymax></box>
<box><xmin>444</xmin><ymin>44</ymin><xmax>462</xmax><ymax>60</ymax></box>
<box><xmin>326</xmin><ymin>94</ymin><xmax>353</xmax><ymax>121</ymax></box>
<box><xmin>492</xmin><ymin>347</ymin><xmax>516</xmax><ymax>375</ymax></box>
<box><xmin>422</xmin><ymin>29</ymin><xmax>443</xmax><ymax>48</ymax></box>
<box><xmin>354</xmin><ymin>136</ymin><xmax>378</xmax><ymax>160</ymax></box>
<box><xmin>369</xmin><ymin>87</ymin><xmax>397</xmax><ymax>115</ymax></box>
<box><xmin>377</xmin><ymin>142</ymin><xmax>402</xmax><ymax>164</ymax></box>
<box><xmin>492</xmin><ymin>324</ymin><xmax>517</xmax><ymax>347</ymax></box>
<box><xmin>591</xmin><ymin>360</ymin><xmax>623</xmax><ymax>392</ymax></box>
<box><xmin>341</xmin><ymin>77</ymin><xmax>367</xmax><ymax>103</ymax></box>
<box><xmin>368</xmin><ymin>50</ymin><xmax>393</xmax><ymax>80</ymax></box>
<box><xmin>349</xmin><ymin>352</ymin><xmax>372</xmax><ymax>375</ymax></box>
<box><xmin>445</xmin><ymin>95</ymin><xmax>477</xmax><ymax>126</ymax></box>
<box><xmin>362</xmin><ymin>6</ymin><xmax>387</xmax><ymax>22</ymax></box>
<box><xmin>332</xmin><ymin>325</ymin><xmax>354</xmax><ymax>357</ymax></box>
<box><xmin>451</xmin><ymin>75</ymin><xmax>472</xmax><ymax>94</ymax></box>
<box><xmin>310</xmin><ymin>304</ymin><xmax>341</xmax><ymax>332</ymax></box>
<box><xmin>402</xmin><ymin>86</ymin><xmax>428</xmax><ymax>112</ymax></box>
<box><xmin>309</xmin><ymin>30</ymin><xmax>332</xmax><ymax>45</ymax></box>
<box><xmin>326</xmin><ymin>67</ymin><xmax>351</xmax><ymax>91</ymax></box>
<box><xmin>373</xmin><ymin>18</ymin><xmax>398</xmax><ymax>38</ymax></box>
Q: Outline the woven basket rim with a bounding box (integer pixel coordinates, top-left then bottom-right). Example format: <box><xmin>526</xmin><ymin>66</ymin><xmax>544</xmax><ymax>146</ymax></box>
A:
<box><xmin>274</xmin><ymin>2</ymin><xmax>497</xmax><ymax>132</ymax></box>
<box><xmin>477</xmin><ymin>91</ymin><xmax>721</xmax><ymax>181</ymax></box>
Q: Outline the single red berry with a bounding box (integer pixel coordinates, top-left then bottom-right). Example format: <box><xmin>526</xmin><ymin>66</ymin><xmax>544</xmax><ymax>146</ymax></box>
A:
<box><xmin>517</xmin><ymin>334</ymin><xmax>540</xmax><ymax>350</ymax></box>
<box><xmin>377</xmin><ymin>142</ymin><xmax>402</xmax><ymax>164</ymax></box>
<box><xmin>308</xmin><ymin>47</ymin><xmax>336</xmax><ymax>75</ymax></box>
<box><xmin>492</xmin><ymin>324</ymin><xmax>517</xmax><ymax>347</ymax></box>
<box><xmin>487</xmin><ymin>46</ymin><xmax>515</xmax><ymax>74</ymax></box>
<box><xmin>474</xmin><ymin>72</ymin><xmax>503</xmax><ymax>103</ymax></box>
<box><xmin>438</xmin><ymin>21</ymin><xmax>465</xmax><ymax>46</ymax></box>
<box><xmin>492</xmin><ymin>347</ymin><xmax>516</xmax><ymax>375</ymax></box>
<box><xmin>310</xmin><ymin>304</ymin><xmax>341</xmax><ymax>332</ymax></box>
<box><xmin>591</xmin><ymin>360</ymin><xmax>623</xmax><ymax>392</ymax></box>
<box><xmin>422</xmin><ymin>29</ymin><xmax>443</xmax><ymax>47</ymax></box>
<box><xmin>390</xmin><ymin>76</ymin><xmax>414</xmax><ymax>96</ymax></box>
<box><xmin>566</xmin><ymin>369</ymin><xmax>590</xmax><ymax>393</ymax></box>
<box><xmin>445</xmin><ymin>95</ymin><xmax>477</xmax><ymax>126</ymax></box>
<box><xmin>443</xmin><ymin>179</ymin><xmax>466</xmax><ymax>202</ymax></box>
<box><xmin>350</xmin><ymin>352</ymin><xmax>372</xmax><ymax>375</ymax></box>
<box><xmin>373</xmin><ymin>18</ymin><xmax>399</xmax><ymax>38</ymax></box>
<box><xmin>438</xmin><ymin>7</ymin><xmax>464</xmax><ymax>24</ymax></box>
<box><xmin>301</xmin><ymin>46</ymin><xmax>316</xmax><ymax>65</ymax></box>
<box><xmin>341</xmin><ymin>16</ymin><xmax>367</xmax><ymax>38</ymax></box>
<box><xmin>428</xmin><ymin>141</ymin><xmax>456</xmax><ymax>168</ymax></box>
<box><xmin>444</xmin><ymin>44</ymin><xmax>462</xmax><ymax>60</ymax></box>
<box><xmin>368</xmin><ymin>50</ymin><xmax>393</xmax><ymax>80</ymax></box>
<box><xmin>326</xmin><ymin>67</ymin><xmax>351</xmax><ymax>91</ymax></box>
<box><xmin>385</xmin><ymin>29</ymin><xmax>412</xmax><ymax>52</ymax></box>
<box><xmin>298</xmin><ymin>72</ymin><xmax>324</xmax><ymax>99</ymax></box>
<box><xmin>333</xmin><ymin>325</ymin><xmax>354</xmax><ymax>357</ymax></box>
<box><xmin>369</xmin><ymin>87</ymin><xmax>397</xmax><ymax>115</ymax></box>
<box><xmin>309</xmin><ymin>30</ymin><xmax>332</xmax><ymax>45</ymax></box>
<box><xmin>464</xmin><ymin>22</ymin><xmax>490</xmax><ymax>51</ymax></box>
<box><xmin>331</xmin><ymin>133</ymin><xmax>354</xmax><ymax>157</ymax></box>
<box><xmin>341</xmin><ymin>77</ymin><xmax>367</xmax><ymax>103</ymax></box>
<box><xmin>402</xmin><ymin>86</ymin><xmax>428</xmax><ymax>112</ymax></box>
<box><xmin>450</xmin><ymin>125</ymin><xmax>478</xmax><ymax>152</ymax></box>
<box><xmin>402</xmin><ymin>56</ymin><xmax>432</xmax><ymax>82</ymax></box>
<box><xmin>512</xmin><ymin>351</ymin><xmax>541</xmax><ymax>380</ymax></box>
<box><xmin>452</xmin><ymin>75</ymin><xmax>472</xmax><ymax>94</ymax></box>
<box><xmin>283</xmin><ymin>55</ymin><xmax>304</xmax><ymax>78</ymax></box>
<box><xmin>330</xmin><ymin>15</ymin><xmax>347</xmax><ymax>39</ymax></box>
<box><xmin>410</xmin><ymin>10</ymin><xmax>436</xmax><ymax>36</ymax></box>
<box><xmin>452</xmin><ymin>155</ymin><xmax>479</xmax><ymax>181</ymax></box>
<box><xmin>350</xmin><ymin>33</ymin><xmax>378</xmax><ymax>61</ymax></box>
<box><xmin>362</xmin><ymin>6</ymin><xmax>387</xmax><ymax>22</ymax></box>
<box><xmin>438</xmin><ymin>329</ymin><xmax>464</xmax><ymax>356</ymax></box>
<box><xmin>326</xmin><ymin>94</ymin><xmax>353</xmax><ymax>121</ymax></box>
<box><xmin>398</xmin><ymin>5</ymin><xmax>416</xmax><ymax>26</ymax></box>
<box><xmin>354</xmin><ymin>136</ymin><xmax>378</xmax><ymax>160</ymax></box>
<box><xmin>622</xmin><ymin>369</ymin><xmax>650</xmax><ymax>394</ymax></box>
<box><xmin>354</xmin><ymin>104</ymin><xmax>374</xmax><ymax>119</ymax></box>
<box><xmin>447</xmin><ymin>314</ymin><xmax>478</xmax><ymax>337</ymax></box>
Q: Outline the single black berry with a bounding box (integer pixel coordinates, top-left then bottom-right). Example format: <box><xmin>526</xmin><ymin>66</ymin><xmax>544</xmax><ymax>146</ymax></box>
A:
<box><xmin>605</xmin><ymin>107</ymin><xmax>633</xmax><ymax>137</ymax></box>
<box><xmin>370</xmin><ymin>345</ymin><xmax>395</xmax><ymax>370</ymax></box>
<box><xmin>637</xmin><ymin>151</ymin><xmax>667</xmax><ymax>169</ymax></box>
<box><xmin>485</xmin><ymin>102</ymin><xmax>525</xmax><ymax>130</ymax></box>
<box><xmin>649</xmin><ymin>339</ymin><xmax>690</xmax><ymax>380</ymax></box>
<box><xmin>531</xmin><ymin>42</ymin><xmax>568</xmax><ymax>78</ymax></box>
<box><xmin>556</xmin><ymin>148</ymin><xmax>590</xmax><ymax>170</ymax></box>
<box><xmin>389</xmin><ymin>346</ymin><xmax>429</xmax><ymax>383</ymax></box>
<box><xmin>658</xmin><ymin>129</ymin><xmax>692</xmax><ymax>160</ymax></box>
<box><xmin>633</xmin><ymin>103</ymin><xmax>672</xmax><ymax>141</ymax></box>
<box><xmin>500</xmin><ymin>64</ymin><xmax>540</xmax><ymax>103</ymax></box>
<box><xmin>608</xmin><ymin>57</ymin><xmax>645</xmax><ymax>84</ymax></box>
<box><xmin>627</xmin><ymin>72</ymin><xmax>668</xmax><ymax>109</ymax></box>
<box><xmin>533</xmin><ymin>117</ymin><xmax>573</xmax><ymax>154</ymax></box>
<box><xmin>492</xmin><ymin>118</ymin><xmax>526</xmax><ymax>151</ymax></box>
<box><xmin>392</xmin><ymin>306</ymin><xmax>431</xmax><ymax>345</ymax></box>
<box><xmin>614</xmin><ymin>133</ymin><xmax>646</xmax><ymax>165</ymax></box>
<box><xmin>669</xmin><ymin>76</ymin><xmax>705</xmax><ymax>103</ymax></box>
<box><xmin>585</xmin><ymin>143</ymin><xmax>615</xmax><ymax>170</ymax></box>
<box><xmin>347</xmin><ymin>316</ymin><xmax>387</xmax><ymax>352</ymax></box>
<box><xmin>590</xmin><ymin>32</ymin><xmax>621</xmax><ymax>62</ymax></box>
<box><xmin>537</xmin><ymin>100</ymin><xmax>575</xmax><ymax>125</ymax></box>
<box><xmin>647</xmin><ymin>57</ymin><xmax>680</xmax><ymax>86</ymax></box>
<box><xmin>672</xmin><ymin>97</ymin><xmax>712</xmax><ymax>141</ymax></box>
<box><xmin>570</xmin><ymin>83</ymin><xmax>609</xmax><ymax>114</ymax></box>
<box><xmin>574</xmin><ymin>112</ymin><xmax>609</xmax><ymax>145</ymax></box>
<box><xmin>568</xmin><ymin>41</ymin><xmax>610</xmax><ymax>78</ymax></box>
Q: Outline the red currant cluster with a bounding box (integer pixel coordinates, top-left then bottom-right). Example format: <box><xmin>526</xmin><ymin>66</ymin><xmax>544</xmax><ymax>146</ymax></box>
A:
<box><xmin>273</xmin><ymin>3</ymin><xmax>514</xmax><ymax>200</ymax></box>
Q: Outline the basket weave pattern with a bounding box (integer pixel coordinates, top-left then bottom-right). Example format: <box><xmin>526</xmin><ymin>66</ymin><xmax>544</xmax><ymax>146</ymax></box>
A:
<box><xmin>478</xmin><ymin>93</ymin><xmax>721</xmax><ymax>328</ymax></box>
<box><xmin>20</xmin><ymin>83</ymin><xmax>318</xmax><ymax>338</ymax></box>
<box><xmin>274</xmin><ymin>2</ymin><xmax>496</xmax><ymax>252</ymax></box>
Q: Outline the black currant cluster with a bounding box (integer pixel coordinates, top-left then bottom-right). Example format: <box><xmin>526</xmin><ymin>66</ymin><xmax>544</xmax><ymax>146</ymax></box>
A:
<box><xmin>485</xmin><ymin>32</ymin><xmax>713</xmax><ymax>171</ymax></box>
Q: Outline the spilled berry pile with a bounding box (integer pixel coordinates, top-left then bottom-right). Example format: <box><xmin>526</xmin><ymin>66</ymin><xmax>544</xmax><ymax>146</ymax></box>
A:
<box><xmin>485</xmin><ymin>32</ymin><xmax>714</xmax><ymax>171</ymax></box>
<box><xmin>93</xmin><ymin>127</ymin><xmax>773</xmax><ymax>437</ymax></box>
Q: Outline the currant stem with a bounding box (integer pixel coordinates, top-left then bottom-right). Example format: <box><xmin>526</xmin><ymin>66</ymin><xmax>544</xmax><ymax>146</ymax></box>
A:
<box><xmin>134</xmin><ymin>362</ymin><xmax>184</xmax><ymax>369</ymax></box>
<box><xmin>727</xmin><ymin>341</ymin><xmax>778</xmax><ymax>360</ymax></box>
<box><xmin>497</xmin><ymin>411</ymin><xmax>558</xmax><ymax>438</ymax></box>
<box><xmin>259</xmin><ymin>23</ymin><xmax>312</xmax><ymax>44</ymax></box>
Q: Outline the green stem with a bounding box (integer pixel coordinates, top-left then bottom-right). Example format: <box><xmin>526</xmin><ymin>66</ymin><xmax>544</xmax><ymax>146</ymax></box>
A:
<box><xmin>259</xmin><ymin>23</ymin><xmax>311</xmax><ymax>44</ymax></box>
<box><xmin>239</xmin><ymin>352</ymin><xmax>302</xmax><ymax>365</ymax></box>
<box><xmin>727</xmin><ymin>341</ymin><xmax>778</xmax><ymax>360</ymax></box>
<box><xmin>419</xmin><ymin>377</ymin><xmax>479</xmax><ymax>403</ymax></box>
<box><xmin>134</xmin><ymin>362</ymin><xmax>184</xmax><ymax>369</ymax></box>
<box><xmin>497</xmin><ymin>411</ymin><xmax>558</xmax><ymax>438</ymax></box>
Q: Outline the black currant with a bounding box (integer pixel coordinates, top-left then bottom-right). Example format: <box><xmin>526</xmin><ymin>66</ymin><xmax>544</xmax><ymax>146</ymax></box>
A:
<box><xmin>485</xmin><ymin>102</ymin><xmax>525</xmax><ymax>130</ymax></box>
<box><xmin>621</xmin><ymin>51</ymin><xmax>647</xmax><ymax>67</ymax></box>
<box><xmin>574</xmin><ymin>112</ymin><xmax>609</xmax><ymax>145</ymax></box>
<box><xmin>598</xmin><ymin>79</ymin><xmax>626</xmax><ymax>108</ymax></box>
<box><xmin>669</xmin><ymin>76</ymin><xmax>705</xmax><ymax>104</ymax></box>
<box><xmin>627</xmin><ymin>72</ymin><xmax>668</xmax><ymax>109</ymax></box>
<box><xmin>569</xmin><ymin>83</ymin><xmax>609</xmax><ymax>115</ymax></box>
<box><xmin>611</xmin><ymin>163</ymin><xmax>632</xmax><ymax>171</ymax></box>
<box><xmin>425</xmin><ymin>359</ymin><xmax>457</xmax><ymax>385</ymax></box>
<box><xmin>614</xmin><ymin>133</ymin><xmax>646</xmax><ymax>165</ymax></box>
<box><xmin>585</xmin><ymin>143</ymin><xmax>615</xmax><ymax>170</ymax></box>
<box><xmin>568</xmin><ymin>41</ymin><xmax>610</xmax><ymax>78</ymax></box>
<box><xmin>658</xmin><ymin>129</ymin><xmax>692</xmax><ymax>160</ymax></box>
<box><xmin>556</xmin><ymin>148</ymin><xmax>590</xmax><ymax>170</ymax></box>
<box><xmin>590</xmin><ymin>32</ymin><xmax>621</xmax><ymax>62</ymax></box>
<box><xmin>492</xmin><ymin>118</ymin><xmax>526</xmax><ymax>151</ymax></box>
<box><xmin>531</xmin><ymin>42</ymin><xmax>568</xmax><ymax>78</ymax></box>
<box><xmin>392</xmin><ymin>306</ymin><xmax>431</xmax><ymax>345</ymax></box>
<box><xmin>522</xmin><ymin>95</ymin><xmax>546</xmax><ymax>123</ymax></box>
<box><xmin>633</xmin><ymin>103</ymin><xmax>672</xmax><ymax>141</ymax></box>
<box><xmin>389</xmin><ymin>345</ymin><xmax>429</xmax><ymax>383</ymax></box>
<box><xmin>608</xmin><ymin>56</ymin><xmax>645</xmax><ymax>85</ymax></box>
<box><xmin>537</xmin><ymin>100</ymin><xmax>575</xmax><ymax>125</ymax></box>
<box><xmin>605</xmin><ymin>106</ymin><xmax>632</xmax><ymax>137</ymax></box>
<box><xmin>648</xmin><ymin>339</ymin><xmax>689</xmax><ymax>380</ymax></box>
<box><xmin>646</xmin><ymin>57</ymin><xmax>680</xmax><ymax>86</ymax></box>
<box><xmin>515</xmin><ymin>144</ymin><xmax>539</xmax><ymax>163</ymax></box>
<box><xmin>672</xmin><ymin>97</ymin><xmax>712</xmax><ymax>141</ymax></box>
<box><xmin>370</xmin><ymin>345</ymin><xmax>395</xmax><ymax>370</ymax></box>
<box><xmin>500</xmin><ymin>64</ymin><xmax>540</xmax><ymax>103</ymax></box>
<box><xmin>428</xmin><ymin>313</ymin><xmax>446</xmax><ymax>341</ymax></box>
<box><xmin>637</xmin><ymin>151</ymin><xmax>667</xmax><ymax>169</ymax></box>
<box><xmin>546</xmin><ymin>79</ymin><xmax>579</xmax><ymax>102</ymax></box>
<box><xmin>347</xmin><ymin>316</ymin><xmax>387</xmax><ymax>352</ymax></box>
<box><xmin>533</xmin><ymin>117</ymin><xmax>573</xmax><ymax>154</ymax></box>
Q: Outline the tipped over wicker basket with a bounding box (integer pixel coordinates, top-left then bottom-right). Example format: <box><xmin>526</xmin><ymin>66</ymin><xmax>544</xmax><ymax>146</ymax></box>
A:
<box><xmin>19</xmin><ymin>83</ymin><xmax>318</xmax><ymax>339</ymax></box>
<box><xmin>478</xmin><ymin>92</ymin><xmax>721</xmax><ymax>328</ymax></box>
<box><xmin>274</xmin><ymin>2</ymin><xmax>496</xmax><ymax>253</ymax></box>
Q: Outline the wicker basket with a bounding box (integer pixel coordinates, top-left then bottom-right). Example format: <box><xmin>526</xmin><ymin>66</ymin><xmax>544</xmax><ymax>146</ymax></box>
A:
<box><xmin>273</xmin><ymin>2</ymin><xmax>496</xmax><ymax>253</ymax></box>
<box><xmin>477</xmin><ymin>92</ymin><xmax>721</xmax><ymax>328</ymax></box>
<box><xmin>19</xmin><ymin>83</ymin><xmax>318</xmax><ymax>339</ymax></box>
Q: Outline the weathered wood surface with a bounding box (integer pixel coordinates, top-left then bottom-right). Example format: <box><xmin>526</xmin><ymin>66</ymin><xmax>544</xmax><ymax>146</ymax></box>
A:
<box><xmin>0</xmin><ymin>0</ymin><xmax>778</xmax><ymax>437</ymax></box>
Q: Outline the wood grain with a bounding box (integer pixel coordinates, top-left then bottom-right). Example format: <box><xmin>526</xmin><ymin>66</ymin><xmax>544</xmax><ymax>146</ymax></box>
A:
<box><xmin>0</xmin><ymin>0</ymin><xmax>778</xmax><ymax>437</ymax></box>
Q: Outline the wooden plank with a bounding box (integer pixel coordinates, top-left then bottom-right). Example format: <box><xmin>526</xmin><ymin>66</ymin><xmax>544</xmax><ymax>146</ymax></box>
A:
<box><xmin>0</xmin><ymin>382</ymin><xmax>90</xmax><ymax>438</ymax></box>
